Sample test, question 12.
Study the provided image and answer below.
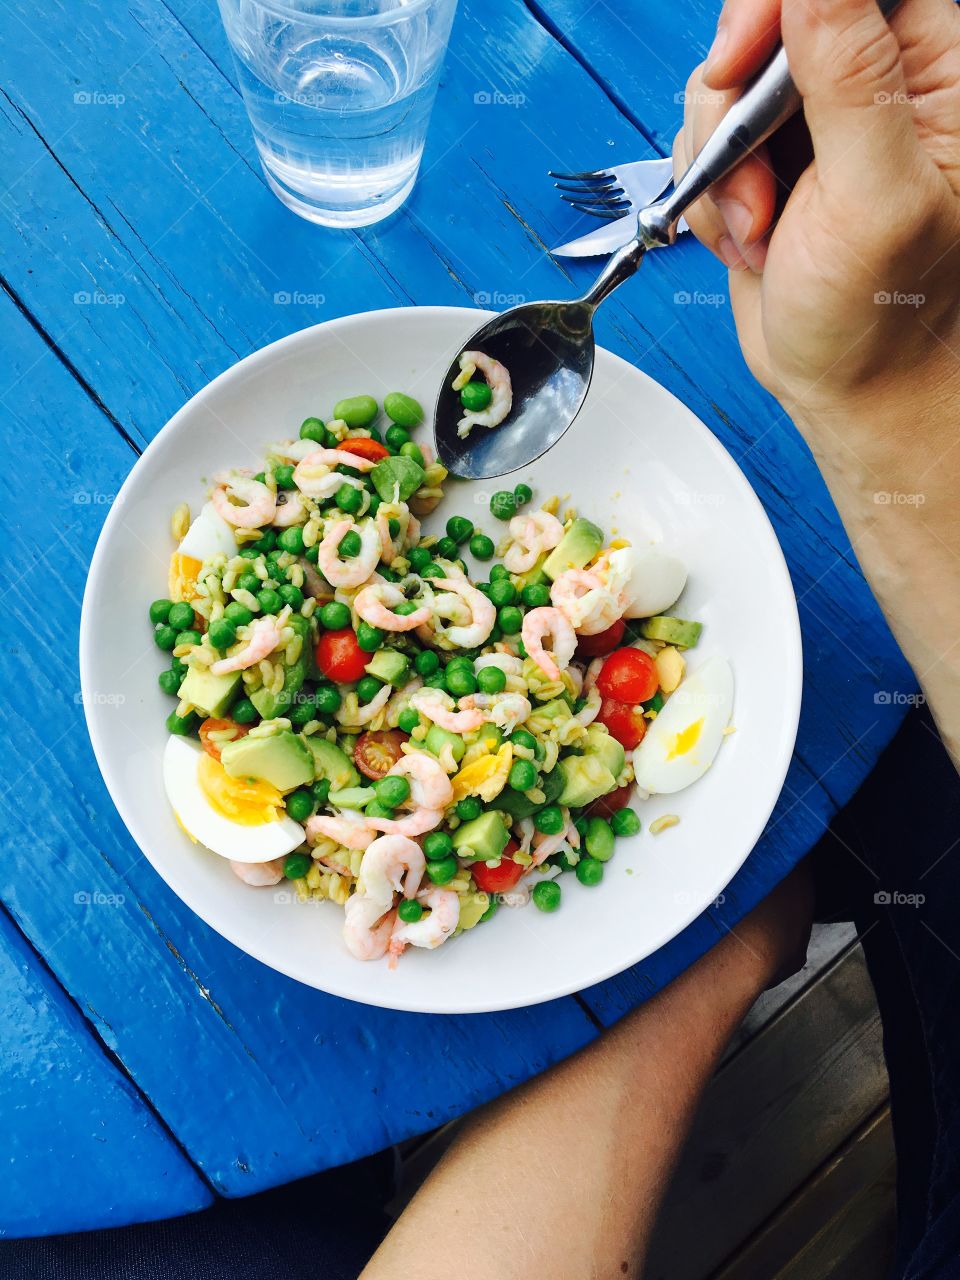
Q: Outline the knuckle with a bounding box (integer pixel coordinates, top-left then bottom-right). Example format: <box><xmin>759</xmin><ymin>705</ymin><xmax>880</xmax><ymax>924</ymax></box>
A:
<box><xmin>823</xmin><ymin>16</ymin><xmax>902</xmax><ymax>98</ymax></box>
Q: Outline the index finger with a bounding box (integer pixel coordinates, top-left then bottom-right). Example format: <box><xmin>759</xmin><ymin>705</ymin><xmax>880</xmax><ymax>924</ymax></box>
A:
<box><xmin>704</xmin><ymin>0</ymin><xmax>782</xmax><ymax>88</ymax></box>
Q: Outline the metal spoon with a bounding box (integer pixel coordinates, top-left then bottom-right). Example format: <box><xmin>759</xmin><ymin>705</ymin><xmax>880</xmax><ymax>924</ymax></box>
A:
<box><xmin>434</xmin><ymin>0</ymin><xmax>898</xmax><ymax>479</ymax></box>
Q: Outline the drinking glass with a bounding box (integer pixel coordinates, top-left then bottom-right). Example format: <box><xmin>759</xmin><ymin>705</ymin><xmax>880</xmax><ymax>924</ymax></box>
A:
<box><xmin>217</xmin><ymin>0</ymin><xmax>459</xmax><ymax>227</ymax></box>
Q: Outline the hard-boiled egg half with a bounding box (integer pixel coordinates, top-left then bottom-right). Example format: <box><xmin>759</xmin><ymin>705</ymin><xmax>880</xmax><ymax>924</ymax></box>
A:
<box><xmin>632</xmin><ymin>656</ymin><xmax>733</xmax><ymax>794</ymax></box>
<box><xmin>163</xmin><ymin>737</ymin><xmax>305</xmax><ymax>863</ymax></box>
<box><xmin>169</xmin><ymin>501</ymin><xmax>238</xmax><ymax>602</ymax></box>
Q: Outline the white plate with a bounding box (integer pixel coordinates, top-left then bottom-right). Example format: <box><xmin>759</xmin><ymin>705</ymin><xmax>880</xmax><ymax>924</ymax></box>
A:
<box><xmin>80</xmin><ymin>307</ymin><xmax>801</xmax><ymax>1014</ymax></box>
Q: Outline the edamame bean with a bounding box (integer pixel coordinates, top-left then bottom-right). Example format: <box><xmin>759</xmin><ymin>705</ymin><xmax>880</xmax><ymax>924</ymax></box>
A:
<box><xmin>585</xmin><ymin>817</ymin><xmax>615</xmax><ymax>862</ymax></box>
<box><xmin>333</xmin><ymin>395</ymin><xmax>378</xmax><ymax>427</ymax></box>
<box><xmin>384</xmin><ymin>391</ymin><xmax>424</xmax><ymax>427</ymax></box>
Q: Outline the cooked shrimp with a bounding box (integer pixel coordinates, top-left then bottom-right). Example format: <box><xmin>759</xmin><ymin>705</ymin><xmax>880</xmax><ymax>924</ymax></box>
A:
<box><xmin>367</xmin><ymin>807</ymin><xmax>444</xmax><ymax>838</ymax></box>
<box><xmin>343</xmin><ymin>895</ymin><xmax>395</xmax><ymax>961</ymax></box>
<box><xmin>210</xmin><ymin>616</ymin><xmax>283</xmax><ymax>675</ymax></box>
<box><xmin>354</xmin><ymin>582</ymin><xmax>432</xmax><ymax>632</ymax></box>
<box><xmin>575</xmin><ymin>685</ymin><xmax>602</xmax><ymax>727</ymax></box>
<box><xmin>552</xmin><ymin>553</ymin><xmax>630</xmax><ymax>634</ymax></box>
<box><xmin>272</xmin><ymin>491</ymin><xmax>306</xmax><ymax>527</ymax></box>
<box><xmin>229</xmin><ymin>858</ymin><xmax>285</xmax><ymax>886</ymax></box>
<box><xmin>470</xmin><ymin>691</ymin><xmax>532</xmax><ymax>734</ymax></box>
<box><xmin>503</xmin><ymin>511</ymin><xmax>564</xmax><ymax>574</ymax></box>
<box><xmin>336</xmin><ymin>683</ymin><xmax>393</xmax><ymax>727</ymax></box>
<box><xmin>583</xmin><ymin>657</ymin><xmax>604</xmax><ymax>694</ymax></box>
<box><xmin>521</xmin><ymin>607</ymin><xmax>577</xmax><ymax>681</ymax></box>
<box><xmin>298</xmin><ymin>470</ymin><xmax>367</xmax><ymax>503</ymax></box>
<box><xmin>386</xmin><ymin>752</ymin><xmax>454</xmax><ymax>810</ymax></box>
<box><xmin>410</xmin><ymin>688</ymin><xmax>486</xmax><ymax>733</ymax></box>
<box><xmin>456</xmin><ymin>351</ymin><xmax>513</xmax><ymax>438</ymax></box>
<box><xmin>316</xmin><ymin>518</ymin><xmax>381</xmax><ymax>588</ymax></box>
<box><xmin>306</xmin><ymin>811</ymin><xmax>377</xmax><ymax>850</ymax></box>
<box><xmin>211</xmin><ymin>475</ymin><xmax>276</xmax><ymax>529</ymax></box>
<box><xmin>389</xmin><ymin>887</ymin><xmax>460</xmax><ymax>960</ymax></box>
<box><xmin>357</xmin><ymin>834</ymin><xmax>426</xmax><ymax>908</ymax></box>
<box><xmin>429</xmin><ymin>578</ymin><xmax>496</xmax><ymax>649</ymax></box>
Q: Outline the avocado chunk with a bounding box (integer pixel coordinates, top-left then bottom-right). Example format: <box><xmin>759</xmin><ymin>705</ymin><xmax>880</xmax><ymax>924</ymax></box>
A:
<box><xmin>371</xmin><ymin>456</ymin><xmax>425</xmax><ymax>503</ymax></box>
<box><xmin>424</xmin><ymin>724</ymin><xmax>466</xmax><ymax>764</ymax></box>
<box><xmin>451</xmin><ymin>811</ymin><xmax>510</xmax><ymax>862</ymax></box>
<box><xmin>364</xmin><ymin>648</ymin><xmax>410</xmax><ymax>686</ymax></box>
<box><xmin>177</xmin><ymin>666</ymin><xmax>240</xmax><ymax>718</ymax></box>
<box><xmin>220</xmin><ymin>730</ymin><xmax>313</xmax><ymax>791</ymax></box>
<box><xmin>493</xmin><ymin>767</ymin><xmax>564</xmax><ymax>819</ymax></box>
<box><xmin>639</xmin><ymin>615</ymin><xmax>702</xmax><ymax>648</ymax></box>
<box><xmin>303</xmin><ymin>737</ymin><xmax>360</xmax><ymax>790</ymax></box>
<box><xmin>582</xmin><ymin>724</ymin><xmax>626</xmax><ymax>779</ymax></box>
<box><xmin>250</xmin><ymin>615</ymin><xmax>310</xmax><ymax>719</ymax></box>
<box><xmin>543</xmin><ymin>518</ymin><xmax>604</xmax><ymax>581</ymax></box>
<box><xmin>327</xmin><ymin>785</ymin><xmax>375</xmax><ymax>810</ymax></box>
<box><xmin>556</xmin><ymin>755</ymin><xmax>617</xmax><ymax>808</ymax></box>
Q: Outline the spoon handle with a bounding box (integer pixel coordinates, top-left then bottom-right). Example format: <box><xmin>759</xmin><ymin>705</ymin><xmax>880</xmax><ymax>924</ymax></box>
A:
<box><xmin>580</xmin><ymin>0</ymin><xmax>901</xmax><ymax>307</ymax></box>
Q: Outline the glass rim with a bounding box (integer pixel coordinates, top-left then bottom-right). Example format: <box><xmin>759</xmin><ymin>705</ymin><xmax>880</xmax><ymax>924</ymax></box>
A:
<box><xmin>236</xmin><ymin>0</ymin><xmax>448</xmax><ymax>26</ymax></box>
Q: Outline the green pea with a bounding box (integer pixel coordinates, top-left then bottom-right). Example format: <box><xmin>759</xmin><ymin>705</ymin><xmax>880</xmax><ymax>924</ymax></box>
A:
<box><xmin>223</xmin><ymin>602</ymin><xmax>252</xmax><ymax>627</ymax></box>
<box><xmin>339</xmin><ymin>530</ymin><xmax>362</xmax><ymax>559</ymax></box>
<box><xmin>490</xmin><ymin>490</ymin><xmax>517</xmax><ymax>520</ymax></box>
<box><xmin>521</xmin><ymin>583</ymin><xmax>551</xmax><ymax>608</ymax></box>
<box><xmin>426</xmin><ymin>855</ymin><xmax>458</xmax><ymax>886</ymax></box>
<box><xmin>509</xmin><ymin>759</ymin><xmax>537</xmax><ymax>792</ymax></box>
<box><xmin>408</xmin><ymin>546</ymin><xmax>432</xmax><ymax>572</ymax></box>
<box><xmin>334</xmin><ymin>395</ymin><xmax>378</xmax><ymax>427</ymax></box>
<box><xmin>469</xmin><ymin>533</ymin><xmax>495</xmax><ymax>561</ymax></box>
<box><xmin>476</xmin><ymin>665</ymin><xmax>506</xmax><ymax>695</ymax></box>
<box><xmin>445</xmin><ymin>515</ymin><xmax>474</xmax><ymax>545</ymax></box>
<box><xmin>274</xmin><ymin>463</ymin><xmax>296</xmax><ymax>490</ymax></box>
<box><xmin>532</xmin><ymin>880</ymin><xmax>561</xmax><ymax>913</ymax></box>
<box><xmin>444</xmin><ymin>665</ymin><xmax>475</xmax><ymax>698</ymax></box>
<box><xmin>489</xmin><ymin>564</ymin><xmax>510</xmax><ymax>581</ymax></box>
<box><xmin>479</xmin><ymin>895</ymin><xmax>499</xmax><ymax>923</ymax></box>
<box><xmin>284</xmin><ymin>852</ymin><xmax>312</xmax><ymax>879</ymax></box>
<box><xmin>305</xmin><ymin>545</ymin><xmax>320</xmax><ymax>564</ymax></box>
<box><xmin>176</xmin><ymin>629</ymin><xmax>202</xmax><ymax>649</ymax></box>
<box><xmin>445</xmin><ymin>655</ymin><xmax>473</xmax><ymax>673</ymax></box>
<box><xmin>320</xmin><ymin>601</ymin><xmax>351</xmax><ymax>631</ymax></box>
<box><xmin>236</xmin><ymin>571</ymin><xmax>261</xmax><ymax>594</ymax></box>
<box><xmin>574</xmin><ymin>816</ymin><xmax>588</xmax><ymax>839</ymax></box>
<box><xmin>335</xmin><ymin>483</ymin><xmax>364</xmax><ymax>515</ymax></box>
<box><xmin>277</xmin><ymin>527</ymin><xmax>305</xmax><ymax>555</ymax></box>
<box><xmin>399</xmin><ymin>441</ymin><xmax>425</xmax><ymax>467</ymax></box>
<box><xmin>514</xmin><ymin>483</ymin><xmax>533</xmax><ymax>506</ymax></box>
<box><xmin>421</xmin><ymin>563</ymin><xmax>446</xmax><ymax>580</ymax></box>
<box><xmin>423</xmin><ymin>830</ymin><xmax>453</xmax><ymax>860</ymax></box>
<box><xmin>154</xmin><ymin>624</ymin><xmax>178</xmax><ymax>652</ymax></box>
<box><xmin>356</xmin><ymin>621</ymin><xmax>384</xmax><ymax>652</ymax></box>
<box><xmin>460</xmin><ymin>380</ymin><xmax>492</xmax><ymax>412</ymax></box>
<box><xmin>456</xmin><ymin>796</ymin><xmax>482</xmax><ymax>821</ymax></box>
<box><xmin>367</xmin><ymin>493</ymin><xmax>382</xmax><ymax>517</ymax></box>
<box><xmin>257</xmin><ymin>588</ymin><xmax>282</xmax><ymax>614</ymax></box>
<box><xmin>585</xmin><ymin>817</ymin><xmax>615</xmax><ymax>862</ymax></box>
<box><xmin>167</xmin><ymin>601</ymin><xmax>195</xmax><ymax>632</ymax></box>
<box><xmin>158</xmin><ymin>668</ymin><xmax>181</xmax><ymax>696</ymax></box>
<box><xmin>576</xmin><ymin>856</ymin><xmax>604</xmax><ymax>886</ymax></box>
<box><xmin>384</xmin><ymin>424</ymin><xmax>411</xmax><ymax>452</ymax></box>
<box><xmin>476</xmin><ymin>582</ymin><xmax>492</xmax><ymax>598</ymax></box>
<box><xmin>208</xmin><ymin>618</ymin><xmax>237</xmax><ymax>650</ymax></box>
<box><xmin>488</xmin><ymin>579</ymin><xmax>517</xmax><ymax>608</ymax></box>
<box><xmin>384</xmin><ymin>391</ymin><xmax>424</xmax><ymax>428</ymax></box>
<box><xmin>397</xmin><ymin>707</ymin><xmax>420</xmax><ymax>733</ymax></box>
<box><xmin>249</xmin><ymin>529</ymin><xmax>277</xmax><ymax>555</ymax></box>
<box><xmin>279</xmin><ymin>584</ymin><xmax>304</xmax><ymax>610</ymax></box>
<box><xmin>387</xmin><ymin>517</ymin><xmax>402</xmax><ymax>540</ymax></box>
<box><xmin>435</xmin><ymin>536</ymin><xmax>458</xmax><ymax>561</ymax></box>
<box><xmin>394</xmin><ymin>601</ymin><xmax>420</xmax><ymax>617</ymax></box>
<box><xmin>288</xmin><ymin>700</ymin><xmax>315</xmax><ymax>727</ymax></box>
<box><xmin>509</xmin><ymin>728</ymin><xmax>537</xmax><ymax>753</ymax></box>
<box><xmin>535</xmin><ymin>805</ymin><xmax>565</xmax><ymax>836</ymax></box>
<box><xmin>166</xmin><ymin>709</ymin><xmax>197</xmax><ymax>735</ymax></box>
<box><xmin>238</xmin><ymin>547</ymin><xmax>260</xmax><ymax>561</ymax></box>
<box><xmin>424</xmin><ymin>671</ymin><xmax>448</xmax><ymax>690</ymax></box>
<box><xmin>286</xmin><ymin>790</ymin><xmax>315</xmax><ymax>823</ymax></box>
<box><xmin>149</xmin><ymin>598</ymin><xmax>173</xmax><ymax>625</ymax></box>
<box><xmin>312</xmin><ymin>777</ymin><xmax>332</xmax><ymax>806</ymax></box>
<box><xmin>611</xmin><ymin>808</ymin><xmax>642</xmax><ymax>837</ymax></box>
<box><xmin>232</xmin><ymin>697</ymin><xmax>258</xmax><ymax>725</ymax></box>
<box><xmin>397</xmin><ymin>898</ymin><xmax>423</xmax><ymax>923</ymax></box>
<box><xmin>498</xmin><ymin>605</ymin><xmax>523</xmax><ymax>635</ymax></box>
<box><xmin>356</xmin><ymin>675</ymin><xmax>383</xmax><ymax>703</ymax></box>
<box><xmin>299</xmin><ymin>416</ymin><xmax>326</xmax><ymax>442</ymax></box>
<box><xmin>414</xmin><ymin>649</ymin><xmax>440</xmax><ymax>677</ymax></box>
<box><xmin>376</xmin><ymin>775</ymin><xmax>411</xmax><ymax>808</ymax></box>
<box><xmin>643</xmin><ymin>691</ymin><xmax>665</xmax><ymax>714</ymax></box>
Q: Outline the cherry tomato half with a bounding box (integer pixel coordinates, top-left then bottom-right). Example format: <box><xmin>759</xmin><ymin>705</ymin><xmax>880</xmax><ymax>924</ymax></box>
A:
<box><xmin>198</xmin><ymin>718</ymin><xmax>249</xmax><ymax>762</ymax></box>
<box><xmin>575</xmin><ymin>618</ymin><xmax>625</xmax><ymax>660</ymax></box>
<box><xmin>337</xmin><ymin>438</ymin><xmax>389</xmax><ymax>463</ymax></box>
<box><xmin>596</xmin><ymin>647</ymin><xmax>659</xmax><ymax>704</ymax></box>
<box><xmin>597</xmin><ymin>698</ymin><xmax>648</xmax><ymax>749</ymax></box>
<box><xmin>316</xmin><ymin>628</ymin><xmax>369</xmax><ymax>683</ymax></box>
<box><xmin>354</xmin><ymin>730</ymin><xmax>408</xmax><ymax>780</ymax></box>
<box><xmin>471</xmin><ymin>840</ymin><xmax>523</xmax><ymax>894</ymax></box>
<box><xmin>588</xmin><ymin>782</ymin><xmax>635</xmax><ymax>818</ymax></box>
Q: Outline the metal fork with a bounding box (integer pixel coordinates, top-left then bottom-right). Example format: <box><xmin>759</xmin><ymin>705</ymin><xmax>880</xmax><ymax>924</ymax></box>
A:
<box><xmin>549</xmin><ymin>158</ymin><xmax>676</xmax><ymax>220</ymax></box>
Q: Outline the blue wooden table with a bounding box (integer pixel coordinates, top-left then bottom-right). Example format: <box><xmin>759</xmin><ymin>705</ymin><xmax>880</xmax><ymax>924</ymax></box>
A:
<box><xmin>0</xmin><ymin>0</ymin><xmax>917</xmax><ymax>1237</ymax></box>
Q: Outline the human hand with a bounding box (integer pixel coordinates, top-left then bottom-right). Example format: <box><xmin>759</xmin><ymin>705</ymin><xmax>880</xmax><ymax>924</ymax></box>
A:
<box><xmin>674</xmin><ymin>0</ymin><xmax>960</xmax><ymax>429</ymax></box>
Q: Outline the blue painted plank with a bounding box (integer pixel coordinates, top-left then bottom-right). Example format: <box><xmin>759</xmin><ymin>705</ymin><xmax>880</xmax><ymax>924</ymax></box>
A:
<box><xmin>0</xmin><ymin>909</ymin><xmax>210</xmax><ymax>1236</ymax></box>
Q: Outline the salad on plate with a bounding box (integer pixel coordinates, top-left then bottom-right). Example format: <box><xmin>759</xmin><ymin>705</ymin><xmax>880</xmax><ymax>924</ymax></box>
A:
<box><xmin>150</xmin><ymin>377</ymin><xmax>733</xmax><ymax>966</ymax></box>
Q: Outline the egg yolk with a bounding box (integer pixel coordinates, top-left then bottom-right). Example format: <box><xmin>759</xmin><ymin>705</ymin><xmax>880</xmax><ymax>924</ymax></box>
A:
<box><xmin>197</xmin><ymin>754</ymin><xmax>283</xmax><ymax>826</ymax></box>
<box><xmin>169</xmin><ymin>551</ymin><xmax>203</xmax><ymax>602</ymax></box>
<box><xmin>666</xmin><ymin>718</ymin><xmax>704</xmax><ymax>760</ymax></box>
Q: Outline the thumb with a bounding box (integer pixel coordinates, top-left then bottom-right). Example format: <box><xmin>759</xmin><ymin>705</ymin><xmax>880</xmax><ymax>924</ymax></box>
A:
<box><xmin>782</xmin><ymin>0</ymin><xmax>918</xmax><ymax>187</ymax></box>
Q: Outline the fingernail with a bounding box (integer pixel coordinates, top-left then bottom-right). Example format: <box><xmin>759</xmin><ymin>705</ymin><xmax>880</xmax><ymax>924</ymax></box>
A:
<box><xmin>704</xmin><ymin>24</ymin><xmax>728</xmax><ymax>78</ymax></box>
<box><xmin>718</xmin><ymin>235</ymin><xmax>747</xmax><ymax>270</ymax></box>
<box><xmin>715</xmin><ymin>197</ymin><xmax>754</xmax><ymax>245</ymax></box>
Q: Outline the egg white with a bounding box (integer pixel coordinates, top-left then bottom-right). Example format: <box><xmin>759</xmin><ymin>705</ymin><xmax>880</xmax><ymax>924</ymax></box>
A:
<box><xmin>178</xmin><ymin>501</ymin><xmax>238</xmax><ymax>562</ymax></box>
<box><xmin>632</xmin><ymin>655</ymin><xmax>733</xmax><ymax>794</ymax></box>
<box><xmin>163</xmin><ymin>737</ymin><xmax>305</xmax><ymax>863</ymax></box>
<box><xmin>622</xmin><ymin>547</ymin><xmax>688</xmax><ymax>619</ymax></box>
